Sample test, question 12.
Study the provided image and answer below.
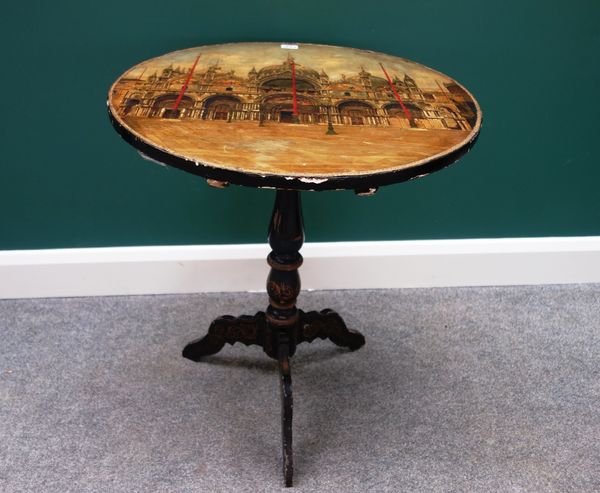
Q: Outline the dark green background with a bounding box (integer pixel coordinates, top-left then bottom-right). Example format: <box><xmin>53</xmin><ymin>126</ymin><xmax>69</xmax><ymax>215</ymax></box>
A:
<box><xmin>2</xmin><ymin>1</ymin><xmax>599</xmax><ymax>250</ymax></box>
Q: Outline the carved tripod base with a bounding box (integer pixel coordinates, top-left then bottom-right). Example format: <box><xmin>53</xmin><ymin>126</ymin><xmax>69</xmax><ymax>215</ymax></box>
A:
<box><xmin>182</xmin><ymin>309</ymin><xmax>365</xmax><ymax>487</ymax></box>
<box><xmin>182</xmin><ymin>309</ymin><xmax>365</xmax><ymax>361</ymax></box>
<box><xmin>182</xmin><ymin>189</ymin><xmax>365</xmax><ymax>487</ymax></box>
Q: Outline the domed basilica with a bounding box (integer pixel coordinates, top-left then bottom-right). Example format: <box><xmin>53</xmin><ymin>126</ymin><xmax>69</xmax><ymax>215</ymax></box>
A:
<box><xmin>114</xmin><ymin>55</ymin><xmax>476</xmax><ymax>131</ymax></box>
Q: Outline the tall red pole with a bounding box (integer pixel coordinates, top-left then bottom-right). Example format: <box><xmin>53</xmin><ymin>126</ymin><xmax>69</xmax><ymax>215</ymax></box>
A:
<box><xmin>172</xmin><ymin>55</ymin><xmax>201</xmax><ymax>110</ymax></box>
<box><xmin>291</xmin><ymin>60</ymin><xmax>298</xmax><ymax>116</ymax></box>
<box><xmin>379</xmin><ymin>63</ymin><xmax>413</xmax><ymax>121</ymax></box>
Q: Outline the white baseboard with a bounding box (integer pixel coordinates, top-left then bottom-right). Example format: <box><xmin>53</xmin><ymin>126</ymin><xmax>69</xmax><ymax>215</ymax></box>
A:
<box><xmin>1</xmin><ymin>237</ymin><xmax>599</xmax><ymax>299</ymax></box>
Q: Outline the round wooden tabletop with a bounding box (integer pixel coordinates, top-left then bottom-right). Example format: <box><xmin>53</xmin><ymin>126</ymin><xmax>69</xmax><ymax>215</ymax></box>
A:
<box><xmin>108</xmin><ymin>42</ymin><xmax>481</xmax><ymax>191</ymax></box>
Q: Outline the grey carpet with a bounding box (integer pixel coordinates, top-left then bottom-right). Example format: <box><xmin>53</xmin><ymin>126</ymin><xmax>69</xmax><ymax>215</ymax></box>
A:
<box><xmin>1</xmin><ymin>285</ymin><xmax>599</xmax><ymax>492</ymax></box>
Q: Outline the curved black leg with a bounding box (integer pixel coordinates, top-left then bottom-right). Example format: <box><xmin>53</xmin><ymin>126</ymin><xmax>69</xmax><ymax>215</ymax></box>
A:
<box><xmin>278</xmin><ymin>335</ymin><xmax>293</xmax><ymax>487</ymax></box>
<box><xmin>182</xmin><ymin>312</ymin><xmax>267</xmax><ymax>361</ymax></box>
<box><xmin>299</xmin><ymin>309</ymin><xmax>365</xmax><ymax>351</ymax></box>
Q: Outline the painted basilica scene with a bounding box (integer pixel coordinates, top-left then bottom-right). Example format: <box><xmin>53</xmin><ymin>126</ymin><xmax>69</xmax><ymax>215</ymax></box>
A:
<box><xmin>110</xmin><ymin>43</ymin><xmax>480</xmax><ymax>175</ymax></box>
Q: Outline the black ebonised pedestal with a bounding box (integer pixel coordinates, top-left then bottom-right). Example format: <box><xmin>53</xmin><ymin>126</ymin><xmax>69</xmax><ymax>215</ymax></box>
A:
<box><xmin>182</xmin><ymin>190</ymin><xmax>365</xmax><ymax>487</ymax></box>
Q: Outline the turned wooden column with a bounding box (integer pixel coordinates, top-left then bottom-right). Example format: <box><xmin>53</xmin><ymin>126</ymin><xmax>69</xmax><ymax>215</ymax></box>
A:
<box><xmin>265</xmin><ymin>190</ymin><xmax>304</xmax><ymax>358</ymax></box>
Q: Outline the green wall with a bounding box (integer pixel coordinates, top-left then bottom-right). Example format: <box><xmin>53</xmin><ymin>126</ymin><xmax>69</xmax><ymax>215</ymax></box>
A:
<box><xmin>2</xmin><ymin>0</ymin><xmax>599</xmax><ymax>250</ymax></box>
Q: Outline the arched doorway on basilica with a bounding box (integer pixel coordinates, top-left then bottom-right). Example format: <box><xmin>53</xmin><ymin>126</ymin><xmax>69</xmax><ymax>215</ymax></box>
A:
<box><xmin>260</xmin><ymin>94</ymin><xmax>320</xmax><ymax>124</ymax></box>
<box><xmin>337</xmin><ymin>101</ymin><xmax>377</xmax><ymax>125</ymax></box>
<box><xmin>384</xmin><ymin>102</ymin><xmax>406</xmax><ymax>119</ymax></box>
<box><xmin>150</xmin><ymin>94</ymin><xmax>194</xmax><ymax>118</ymax></box>
<box><xmin>403</xmin><ymin>102</ymin><xmax>426</xmax><ymax>119</ymax></box>
<box><xmin>384</xmin><ymin>101</ymin><xmax>425</xmax><ymax>127</ymax></box>
<box><xmin>201</xmin><ymin>95</ymin><xmax>242</xmax><ymax>121</ymax></box>
<box><xmin>123</xmin><ymin>98</ymin><xmax>141</xmax><ymax>116</ymax></box>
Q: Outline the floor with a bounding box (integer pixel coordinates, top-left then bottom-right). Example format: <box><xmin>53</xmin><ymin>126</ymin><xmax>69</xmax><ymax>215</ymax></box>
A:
<box><xmin>1</xmin><ymin>285</ymin><xmax>599</xmax><ymax>492</ymax></box>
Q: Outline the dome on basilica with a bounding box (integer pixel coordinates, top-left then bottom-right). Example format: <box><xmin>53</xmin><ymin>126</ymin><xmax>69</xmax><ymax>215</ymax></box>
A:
<box><xmin>369</xmin><ymin>76</ymin><xmax>389</xmax><ymax>88</ymax></box>
<box><xmin>347</xmin><ymin>74</ymin><xmax>389</xmax><ymax>88</ymax></box>
<box><xmin>256</xmin><ymin>59</ymin><xmax>320</xmax><ymax>82</ymax></box>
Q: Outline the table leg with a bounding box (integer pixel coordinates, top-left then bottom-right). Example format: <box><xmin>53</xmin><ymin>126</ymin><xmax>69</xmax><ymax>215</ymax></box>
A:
<box><xmin>182</xmin><ymin>189</ymin><xmax>365</xmax><ymax>487</ymax></box>
<box><xmin>278</xmin><ymin>329</ymin><xmax>293</xmax><ymax>487</ymax></box>
<box><xmin>182</xmin><ymin>313</ymin><xmax>268</xmax><ymax>360</ymax></box>
<box><xmin>298</xmin><ymin>308</ymin><xmax>365</xmax><ymax>350</ymax></box>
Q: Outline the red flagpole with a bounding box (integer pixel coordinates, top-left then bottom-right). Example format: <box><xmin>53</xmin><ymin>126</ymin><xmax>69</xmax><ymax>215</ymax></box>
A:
<box><xmin>173</xmin><ymin>55</ymin><xmax>201</xmax><ymax>110</ymax></box>
<box><xmin>291</xmin><ymin>60</ymin><xmax>298</xmax><ymax>115</ymax></box>
<box><xmin>379</xmin><ymin>63</ymin><xmax>413</xmax><ymax>121</ymax></box>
